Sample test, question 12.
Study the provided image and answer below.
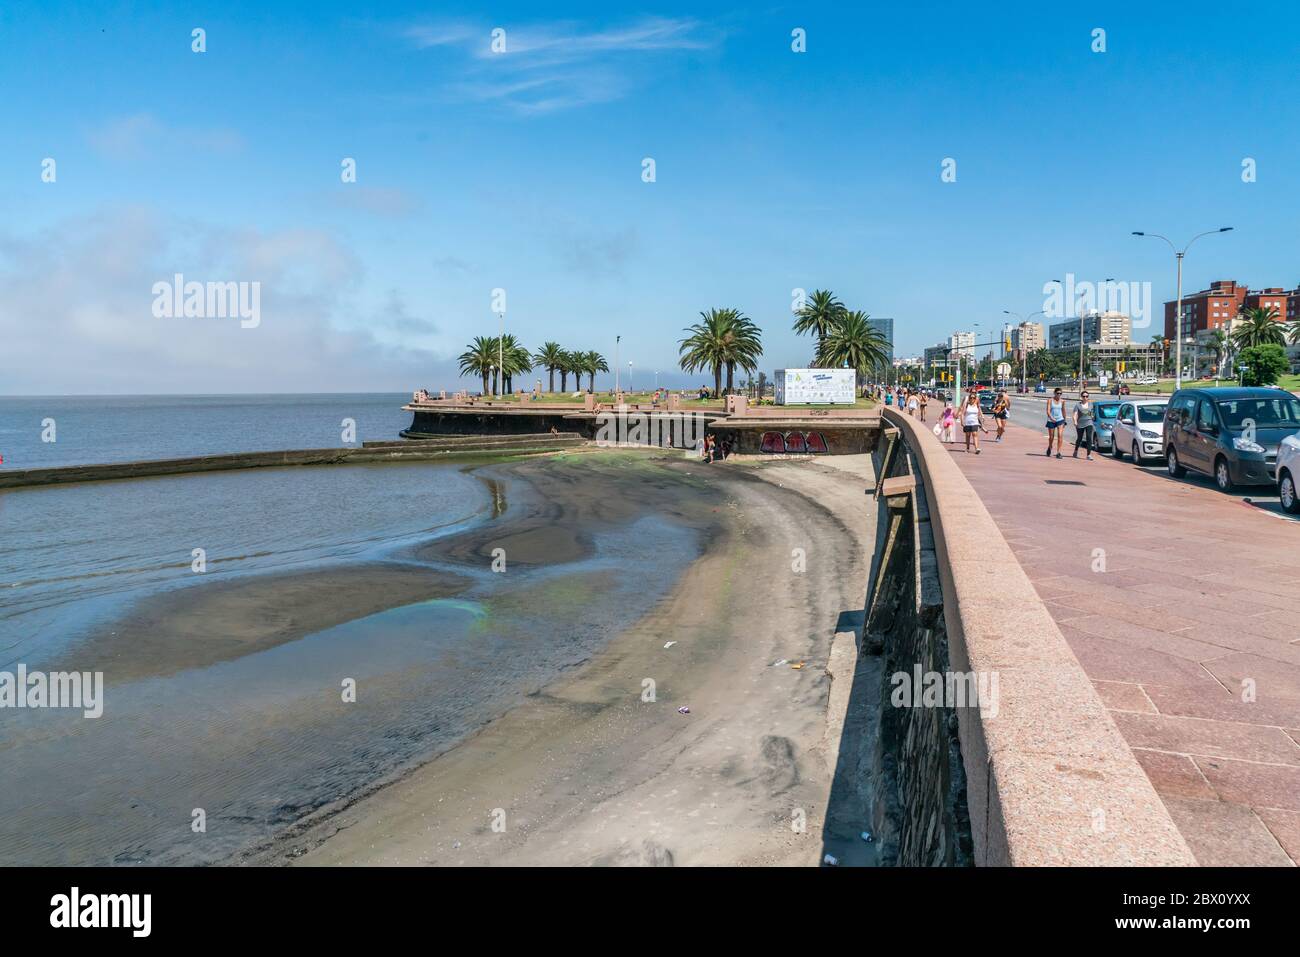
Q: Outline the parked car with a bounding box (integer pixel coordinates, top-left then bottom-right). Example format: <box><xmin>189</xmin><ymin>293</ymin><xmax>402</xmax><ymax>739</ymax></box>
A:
<box><xmin>978</xmin><ymin>391</ymin><xmax>996</xmax><ymax>413</ymax></box>
<box><xmin>1278</xmin><ymin>434</ymin><xmax>1300</xmax><ymax>514</ymax></box>
<box><xmin>1091</xmin><ymin>400</ymin><xmax>1122</xmax><ymax>451</ymax></box>
<box><xmin>1136</xmin><ymin>376</ymin><xmax>1158</xmax><ymax>386</ymax></box>
<box><xmin>1034</xmin><ymin>382</ymin><xmax>1047</xmax><ymax>393</ymax></box>
<box><xmin>1164</xmin><ymin>387</ymin><xmax>1300</xmax><ymax>491</ymax></box>
<box><xmin>1111</xmin><ymin>399</ymin><xmax>1168</xmax><ymax>463</ymax></box>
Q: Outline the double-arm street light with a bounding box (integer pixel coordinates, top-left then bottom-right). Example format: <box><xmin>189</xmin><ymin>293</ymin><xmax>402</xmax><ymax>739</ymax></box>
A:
<box><xmin>1131</xmin><ymin>227</ymin><xmax>1233</xmax><ymax>389</ymax></box>
<box><xmin>1047</xmin><ymin>277</ymin><xmax>1114</xmax><ymax>390</ymax></box>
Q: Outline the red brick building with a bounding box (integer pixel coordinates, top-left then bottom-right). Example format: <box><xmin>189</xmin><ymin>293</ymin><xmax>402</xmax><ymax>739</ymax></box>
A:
<box><xmin>1163</xmin><ymin>279</ymin><xmax>1294</xmax><ymax>339</ymax></box>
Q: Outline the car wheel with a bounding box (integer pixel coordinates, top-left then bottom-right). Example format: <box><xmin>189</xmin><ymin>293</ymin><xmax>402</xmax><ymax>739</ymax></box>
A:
<box><xmin>1280</xmin><ymin>470</ymin><xmax>1300</xmax><ymax>514</ymax></box>
<box><xmin>1112</xmin><ymin>439</ymin><xmax>1124</xmax><ymax>459</ymax></box>
<box><xmin>1132</xmin><ymin>441</ymin><xmax>1142</xmax><ymax>464</ymax></box>
<box><xmin>1214</xmin><ymin>457</ymin><xmax>1234</xmax><ymax>492</ymax></box>
<box><xmin>1167</xmin><ymin>448</ymin><xmax>1185</xmax><ymax>478</ymax></box>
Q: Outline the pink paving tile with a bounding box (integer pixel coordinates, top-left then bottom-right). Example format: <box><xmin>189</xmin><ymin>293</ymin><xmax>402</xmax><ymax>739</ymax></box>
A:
<box><xmin>1142</xmin><ymin>684</ymin><xmax>1300</xmax><ymax>728</ymax></box>
<box><xmin>1093</xmin><ymin>680</ymin><xmax>1155</xmax><ymax>713</ymax></box>
<box><xmin>1255</xmin><ymin>808</ymin><xmax>1300</xmax><ymax>864</ymax></box>
<box><xmin>1112</xmin><ymin>712</ymin><xmax>1300</xmax><ymax>766</ymax></box>
<box><xmin>1059</xmin><ymin>627</ymin><xmax>1226</xmax><ymax>688</ymax></box>
<box><xmin>1132</xmin><ymin>750</ymin><xmax>1216</xmax><ymax>801</ymax></box>
<box><xmin>1160</xmin><ymin>797</ymin><xmax>1295</xmax><ymax>866</ymax></box>
<box><xmin>1063</xmin><ymin>615</ymin><xmax>1233</xmax><ymax>663</ymax></box>
<box><xmin>1193</xmin><ymin>756</ymin><xmax>1300</xmax><ymax>812</ymax></box>
<box><xmin>1202</xmin><ymin>653</ymin><xmax>1300</xmax><ymax>703</ymax></box>
<box><xmin>952</xmin><ymin>415</ymin><xmax>1300</xmax><ymax>865</ymax></box>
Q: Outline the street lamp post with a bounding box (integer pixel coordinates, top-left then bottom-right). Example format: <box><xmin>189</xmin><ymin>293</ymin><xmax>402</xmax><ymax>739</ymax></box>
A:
<box><xmin>1132</xmin><ymin>228</ymin><xmax>1233</xmax><ymax>389</ymax></box>
<box><xmin>628</xmin><ymin>361</ymin><xmax>633</xmax><ymax>392</ymax></box>
<box><xmin>614</xmin><ymin>335</ymin><xmax>621</xmax><ymax>394</ymax></box>
<box><xmin>496</xmin><ymin>310</ymin><xmax>504</xmax><ymax>397</ymax></box>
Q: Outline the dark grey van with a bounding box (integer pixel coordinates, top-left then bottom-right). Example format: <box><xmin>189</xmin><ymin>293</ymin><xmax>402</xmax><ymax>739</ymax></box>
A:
<box><xmin>1164</xmin><ymin>387</ymin><xmax>1300</xmax><ymax>491</ymax></box>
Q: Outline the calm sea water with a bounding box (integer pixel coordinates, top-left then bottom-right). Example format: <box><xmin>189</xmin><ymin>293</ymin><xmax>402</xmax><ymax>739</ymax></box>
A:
<box><xmin>0</xmin><ymin>395</ymin><xmax>700</xmax><ymax>864</ymax></box>
<box><xmin>0</xmin><ymin>393</ymin><xmax>412</xmax><ymax>469</ymax></box>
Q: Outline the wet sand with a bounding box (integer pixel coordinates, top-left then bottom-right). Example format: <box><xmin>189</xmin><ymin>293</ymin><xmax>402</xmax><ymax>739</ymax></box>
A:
<box><xmin>249</xmin><ymin>452</ymin><xmax>878</xmax><ymax>867</ymax></box>
<box><xmin>61</xmin><ymin>563</ymin><xmax>474</xmax><ymax>683</ymax></box>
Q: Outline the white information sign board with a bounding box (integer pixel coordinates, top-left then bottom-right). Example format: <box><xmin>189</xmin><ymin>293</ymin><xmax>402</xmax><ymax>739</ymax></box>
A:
<box><xmin>774</xmin><ymin>368</ymin><xmax>856</xmax><ymax>405</ymax></box>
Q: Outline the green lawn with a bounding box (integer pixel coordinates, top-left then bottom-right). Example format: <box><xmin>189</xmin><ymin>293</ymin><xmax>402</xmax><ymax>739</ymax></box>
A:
<box><xmin>1137</xmin><ymin>374</ymin><xmax>1300</xmax><ymax>394</ymax></box>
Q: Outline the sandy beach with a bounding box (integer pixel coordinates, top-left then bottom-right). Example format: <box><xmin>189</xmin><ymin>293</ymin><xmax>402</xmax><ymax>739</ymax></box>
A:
<box><xmin>246</xmin><ymin>451</ymin><xmax>879</xmax><ymax>867</ymax></box>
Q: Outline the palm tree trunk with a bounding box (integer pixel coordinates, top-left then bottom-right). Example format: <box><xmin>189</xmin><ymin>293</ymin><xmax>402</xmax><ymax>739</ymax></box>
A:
<box><xmin>560</xmin><ymin>371</ymin><xmax>568</xmax><ymax>392</ymax></box>
<box><xmin>713</xmin><ymin>364</ymin><xmax>722</xmax><ymax>397</ymax></box>
<box><xmin>726</xmin><ymin>362</ymin><xmax>735</xmax><ymax>394</ymax></box>
<box><xmin>549</xmin><ymin>367</ymin><xmax>555</xmax><ymax>392</ymax></box>
<box><xmin>481</xmin><ymin>373</ymin><xmax>489</xmax><ymax>395</ymax></box>
<box><xmin>587</xmin><ymin>372</ymin><xmax>594</xmax><ymax>391</ymax></box>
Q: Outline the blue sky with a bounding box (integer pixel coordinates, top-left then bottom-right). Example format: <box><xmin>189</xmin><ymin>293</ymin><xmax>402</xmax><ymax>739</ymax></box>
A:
<box><xmin>2</xmin><ymin>0</ymin><xmax>1298</xmax><ymax>393</ymax></box>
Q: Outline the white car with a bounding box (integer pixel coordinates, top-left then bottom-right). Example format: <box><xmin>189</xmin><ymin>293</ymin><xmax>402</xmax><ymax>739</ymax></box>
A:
<box><xmin>1278</xmin><ymin>433</ymin><xmax>1300</xmax><ymax>514</ymax></box>
<box><xmin>1111</xmin><ymin>399</ymin><xmax>1168</xmax><ymax>463</ymax></box>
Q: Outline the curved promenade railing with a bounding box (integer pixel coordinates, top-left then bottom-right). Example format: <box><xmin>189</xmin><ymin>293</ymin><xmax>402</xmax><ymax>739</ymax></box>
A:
<box><xmin>869</xmin><ymin>407</ymin><xmax>1194</xmax><ymax>865</ymax></box>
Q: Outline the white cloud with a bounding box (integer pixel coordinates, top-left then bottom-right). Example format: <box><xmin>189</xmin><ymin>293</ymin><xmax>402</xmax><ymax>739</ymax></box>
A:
<box><xmin>404</xmin><ymin>16</ymin><xmax>721</xmax><ymax>114</ymax></box>
<box><xmin>87</xmin><ymin>113</ymin><xmax>245</xmax><ymax>160</ymax></box>
<box><xmin>0</xmin><ymin>208</ymin><xmax>459</xmax><ymax>394</ymax></box>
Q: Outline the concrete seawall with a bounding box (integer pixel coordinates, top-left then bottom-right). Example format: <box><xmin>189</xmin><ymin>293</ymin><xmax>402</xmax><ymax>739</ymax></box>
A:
<box><xmin>0</xmin><ymin>433</ymin><xmax>584</xmax><ymax>490</ymax></box>
<box><xmin>865</xmin><ymin>407</ymin><xmax>1195</xmax><ymax>865</ymax></box>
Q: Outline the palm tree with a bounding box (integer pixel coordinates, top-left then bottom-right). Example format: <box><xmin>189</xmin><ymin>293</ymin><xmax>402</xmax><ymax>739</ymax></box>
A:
<box><xmin>1287</xmin><ymin>313</ymin><xmax>1300</xmax><ymax>346</ymax></box>
<box><xmin>532</xmin><ymin>341</ymin><xmax>565</xmax><ymax>393</ymax></box>
<box><xmin>578</xmin><ymin>350</ymin><xmax>609</xmax><ymax>391</ymax></box>
<box><xmin>720</xmin><ymin>313</ymin><xmax>763</xmax><ymax>393</ymax></box>
<box><xmin>1204</xmin><ymin>328</ymin><xmax>1227</xmax><ymax>377</ymax></box>
<box><xmin>1150</xmin><ymin>332</ymin><xmax>1167</xmax><ymax>376</ymax></box>
<box><xmin>499</xmin><ymin>334</ymin><xmax>531</xmax><ymax>393</ymax></box>
<box><xmin>819</xmin><ymin>310</ymin><xmax>890</xmax><ymax>385</ymax></box>
<box><xmin>458</xmin><ymin>336</ymin><xmax>497</xmax><ymax>395</ymax></box>
<box><xmin>1232</xmin><ymin>306</ymin><xmax>1285</xmax><ymax>348</ymax></box>
<box><xmin>557</xmin><ymin>350</ymin><xmax>580</xmax><ymax>393</ymax></box>
<box><xmin>793</xmin><ymin>289</ymin><xmax>845</xmax><ymax>362</ymax></box>
<box><xmin>679</xmin><ymin>308</ymin><xmax>761</xmax><ymax>396</ymax></box>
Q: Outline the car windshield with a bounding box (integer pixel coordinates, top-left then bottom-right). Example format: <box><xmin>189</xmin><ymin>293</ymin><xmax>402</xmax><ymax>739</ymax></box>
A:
<box><xmin>1216</xmin><ymin>395</ymin><xmax>1300</xmax><ymax>430</ymax></box>
<box><xmin>1095</xmin><ymin>404</ymin><xmax>1119</xmax><ymax>419</ymax></box>
<box><xmin>1137</xmin><ymin>404</ymin><xmax>1166</xmax><ymax>423</ymax></box>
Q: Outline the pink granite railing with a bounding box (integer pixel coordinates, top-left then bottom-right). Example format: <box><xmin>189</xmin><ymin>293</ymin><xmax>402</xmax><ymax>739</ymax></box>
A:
<box><xmin>869</xmin><ymin>407</ymin><xmax>1195</xmax><ymax>865</ymax></box>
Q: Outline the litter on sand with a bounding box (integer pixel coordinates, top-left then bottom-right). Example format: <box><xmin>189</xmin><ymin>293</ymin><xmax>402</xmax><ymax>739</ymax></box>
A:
<box><xmin>677</xmin><ymin>706</ymin><xmax>690</xmax><ymax>715</ymax></box>
<box><xmin>790</xmin><ymin>661</ymin><xmax>806</xmax><ymax>670</ymax></box>
<box><xmin>664</xmin><ymin>641</ymin><xmax>677</xmax><ymax>648</ymax></box>
<box><xmin>773</xmin><ymin>658</ymin><xmax>788</xmax><ymax>667</ymax></box>
<box><xmin>822</xmin><ymin>853</ymin><xmax>838</xmax><ymax>866</ymax></box>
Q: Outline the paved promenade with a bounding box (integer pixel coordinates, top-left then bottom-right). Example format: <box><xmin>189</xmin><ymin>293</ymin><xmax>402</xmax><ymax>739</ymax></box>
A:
<box><xmin>942</xmin><ymin>411</ymin><xmax>1299</xmax><ymax>865</ymax></box>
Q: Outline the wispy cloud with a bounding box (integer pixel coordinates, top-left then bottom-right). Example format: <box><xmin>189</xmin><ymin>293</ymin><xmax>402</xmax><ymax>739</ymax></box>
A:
<box><xmin>402</xmin><ymin>16</ymin><xmax>721</xmax><ymax>114</ymax></box>
<box><xmin>87</xmin><ymin>113</ymin><xmax>245</xmax><ymax>160</ymax></box>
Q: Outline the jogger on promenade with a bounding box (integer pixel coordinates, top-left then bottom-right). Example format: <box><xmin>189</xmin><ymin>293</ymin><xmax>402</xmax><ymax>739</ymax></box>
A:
<box><xmin>992</xmin><ymin>389</ymin><xmax>1009</xmax><ymax>442</ymax></box>
<box><xmin>962</xmin><ymin>393</ymin><xmax>984</xmax><ymax>454</ymax></box>
<box><xmin>1073</xmin><ymin>391</ymin><xmax>1096</xmax><ymax>460</ymax></box>
<box><xmin>1046</xmin><ymin>388</ymin><xmax>1066</xmax><ymax>458</ymax></box>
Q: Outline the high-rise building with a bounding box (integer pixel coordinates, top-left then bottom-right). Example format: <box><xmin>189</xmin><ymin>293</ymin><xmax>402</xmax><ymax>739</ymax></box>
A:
<box><xmin>1049</xmin><ymin>312</ymin><xmax>1132</xmax><ymax>350</ymax></box>
<box><xmin>948</xmin><ymin>331</ymin><xmax>975</xmax><ymax>362</ymax></box>
<box><xmin>868</xmin><ymin>317</ymin><xmax>895</xmax><ymax>364</ymax></box>
<box><xmin>1010</xmin><ymin>322</ymin><xmax>1045</xmax><ymax>355</ymax></box>
<box><xmin>1163</xmin><ymin>280</ymin><xmax>1248</xmax><ymax>340</ymax></box>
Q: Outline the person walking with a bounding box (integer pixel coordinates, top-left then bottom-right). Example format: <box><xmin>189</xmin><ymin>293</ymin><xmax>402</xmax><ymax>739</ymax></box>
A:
<box><xmin>919</xmin><ymin>391</ymin><xmax>929</xmax><ymax>423</ymax></box>
<box><xmin>961</xmin><ymin>393</ymin><xmax>984</xmax><ymax>454</ymax></box>
<box><xmin>992</xmin><ymin>389</ymin><xmax>1010</xmax><ymax>442</ymax></box>
<box><xmin>1045</xmin><ymin>388</ymin><xmax>1066</xmax><ymax>458</ymax></box>
<box><xmin>1073</xmin><ymin>390</ymin><xmax>1097</xmax><ymax>460</ymax></box>
<box><xmin>906</xmin><ymin>390</ymin><xmax>920</xmax><ymax>417</ymax></box>
<box><xmin>940</xmin><ymin>402</ymin><xmax>956</xmax><ymax>443</ymax></box>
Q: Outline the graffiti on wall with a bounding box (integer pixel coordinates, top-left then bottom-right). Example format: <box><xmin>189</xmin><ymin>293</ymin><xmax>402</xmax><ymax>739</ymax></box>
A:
<box><xmin>760</xmin><ymin>431</ymin><xmax>829</xmax><ymax>454</ymax></box>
